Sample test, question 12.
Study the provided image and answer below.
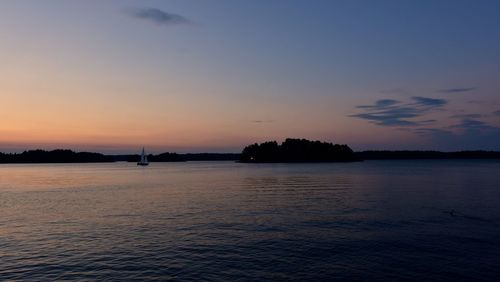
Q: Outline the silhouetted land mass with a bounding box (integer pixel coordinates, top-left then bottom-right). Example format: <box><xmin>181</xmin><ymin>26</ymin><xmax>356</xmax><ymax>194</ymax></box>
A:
<box><xmin>0</xmin><ymin>149</ymin><xmax>113</xmax><ymax>163</ymax></box>
<box><xmin>356</xmin><ymin>150</ymin><xmax>500</xmax><ymax>160</ymax></box>
<box><xmin>182</xmin><ymin>153</ymin><xmax>240</xmax><ymax>161</ymax></box>
<box><xmin>110</xmin><ymin>155</ymin><xmax>131</xmax><ymax>162</ymax></box>
<box><xmin>240</xmin><ymin>138</ymin><xmax>359</xmax><ymax>163</ymax></box>
<box><xmin>126</xmin><ymin>152</ymin><xmax>185</xmax><ymax>162</ymax></box>
<box><xmin>2</xmin><ymin>148</ymin><xmax>500</xmax><ymax>164</ymax></box>
<box><xmin>124</xmin><ymin>153</ymin><xmax>240</xmax><ymax>162</ymax></box>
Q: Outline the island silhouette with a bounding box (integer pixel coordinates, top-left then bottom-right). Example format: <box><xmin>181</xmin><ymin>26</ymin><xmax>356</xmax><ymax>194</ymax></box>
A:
<box><xmin>239</xmin><ymin>138</ymin><xmax>358</xmax><ymax>163</ymax></box>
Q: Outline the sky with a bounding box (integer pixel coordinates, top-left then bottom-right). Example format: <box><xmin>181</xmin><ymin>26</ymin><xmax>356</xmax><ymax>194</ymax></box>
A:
<box><xmin>1</xmin><ymin>0</ymin><xmax>500</xmax><ymax>153</ymax></box>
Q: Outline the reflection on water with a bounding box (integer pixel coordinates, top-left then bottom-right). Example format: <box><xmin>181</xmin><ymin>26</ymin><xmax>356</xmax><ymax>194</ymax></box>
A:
<box><xmin>1</xmin><ymin>161</ymin><xmax>500</xmax><ymax>280</ymax></box>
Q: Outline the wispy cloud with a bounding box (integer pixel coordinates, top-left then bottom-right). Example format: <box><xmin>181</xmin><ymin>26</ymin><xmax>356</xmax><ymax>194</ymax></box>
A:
<box><xmin>450</xmin><ymin>113</ymin><xmax>483</xmax><ymax>119</ymax></box>
<box><xmin>251</xmin><ymin>120</ymin><xmax>274</xmax><ymax>123</ymax></box>
<box><xmin>350</xmin><ymin>97</ymin><xmax>447</xmax><ymax>127</ymax></box>
<box><xmin>451</xmin><ymin>118</ymin><xmax>498</xmax><ymax>131</ymax></box>
<box><xmin>351</xmin><ymin>113</ymin><xmax>421</xmax><ymax>126</ymax></box>
<box><xmin>352</xmin><ymin>94</ymin><xmax>500</xmax><ymax>149</ymax></box>
<box><xmin>437</xmin><ymin>87</ymin><xmax>476</xmax><ymax>93</ymax></box>
<box><xmin>126</xmin><ymin>8</ymin><xmax>190</xmax><ymax>26</ymax></box>
<box><xmin>356</xmin><ymin>99</ymin><xmax>400</xmax><ymax>109</ymax></box>
<box><xmin>416</xmin><ymin>118</ymin><xmax>500</xmax><ymax>150</ymax></box>
<box><xmin>468</xmin><ymin>100</ymin><xmax>486</xmax><ymax>104</ymax></box>
<box><xmin>411</xmin><ymin>96</ymin><xmax>447</xmax><ymax>107</ymax></box>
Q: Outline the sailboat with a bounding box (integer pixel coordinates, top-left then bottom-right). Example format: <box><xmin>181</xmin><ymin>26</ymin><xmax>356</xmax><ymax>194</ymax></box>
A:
<box><xmin>137</xmin><ymin>147</ymin><xmax>149</xmax><ymax>166</ymax></box>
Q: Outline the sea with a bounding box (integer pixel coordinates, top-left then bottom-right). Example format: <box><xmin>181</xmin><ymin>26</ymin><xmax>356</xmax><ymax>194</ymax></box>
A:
<box><xmin>1</xmin><ymin>160</ymin><xmax>499</xmax><ymax>281</ymax></box>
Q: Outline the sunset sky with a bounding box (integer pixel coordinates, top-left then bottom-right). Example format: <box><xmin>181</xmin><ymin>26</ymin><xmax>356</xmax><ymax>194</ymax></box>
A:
<box><xmin>1</xmin><ymin>0</ymin><xmax>500</xmax><ymax>153</ymax></box>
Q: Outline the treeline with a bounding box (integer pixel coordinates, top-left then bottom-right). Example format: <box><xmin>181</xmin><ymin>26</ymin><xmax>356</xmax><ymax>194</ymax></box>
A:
<box><xmin>356</xmin><ymin>150</ymin><xmax>500</xmax><ymax>160</ymax></box>
<box><xmin>0</xmin><ymin>151</ymin><xmax>241</xmax><ymax>163</ymax></box>
<box><xmin>0</xmin><ymin>149</ymin><xmax>113</xmax><ymax>163</ymax></box>
<box><xmin>2</xmin><ymin>147</ymin><xmax>500</xmax><ymax>164</ymax></box>
<box><xmin>182</xmin><ymin>153</ymin><xmax>240</xmax><ymax>161</ymax></box>
<box><xmin>124</xmin><ymin>153</ymin><xmax>240</xmax><ymax>162</ymax></box>
<box><xmin>240</xmin><ymin>138</ymin><xmax>358</xmax><ymax>163</ymax></box>
<box><xmin>126</xmin><ymin>152</ymin><xmax>185</xmax><ymax>162</ymax></box>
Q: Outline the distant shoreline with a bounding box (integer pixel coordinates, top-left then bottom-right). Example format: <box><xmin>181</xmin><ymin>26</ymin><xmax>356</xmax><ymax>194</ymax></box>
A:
<box><xmin>356</xmin><ymin>150</ymin><xmax>500</xmax><ymax>160</ymax></box>
<box><xmin>0</xmin><ymin>150</ymin><xmax>241</xmax><ymax>164</ymax></box>
<box><xmin>1</xmin><ymin>149</ymin><xmax>500</xmax><ymax>164</ymax></box>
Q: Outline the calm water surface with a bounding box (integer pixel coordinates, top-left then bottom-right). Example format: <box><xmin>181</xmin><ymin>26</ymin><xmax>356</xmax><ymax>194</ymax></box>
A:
<box><xmin>1</xmin><ymin>160</ymin><xmax>500</xmax><ymax>281</ymax></box>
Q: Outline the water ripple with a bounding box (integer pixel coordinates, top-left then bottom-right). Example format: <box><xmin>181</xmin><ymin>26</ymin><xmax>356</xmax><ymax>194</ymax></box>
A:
<box><xmin>1</xmin><ymin>161</ymin><xmax>500</xmax><ymax>281</ymax></box>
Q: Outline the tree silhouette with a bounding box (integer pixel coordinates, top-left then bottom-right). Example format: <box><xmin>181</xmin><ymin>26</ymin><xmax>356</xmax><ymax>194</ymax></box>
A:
<box><xmin>0</xmin><ymin>149</ymin><xmax>113</xmax><ymax>163</ymax></box>
<box><xmin>240</xmin><ymin>138</ymin><xmax>358</xmax><ymax>163</ymax></box>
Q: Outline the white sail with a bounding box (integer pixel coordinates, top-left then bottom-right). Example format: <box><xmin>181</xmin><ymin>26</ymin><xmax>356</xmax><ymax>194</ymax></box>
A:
<box><xmin>138</xmin><ymin>147</ymin><xmax>149</xmax><ymax>166</ymax></box>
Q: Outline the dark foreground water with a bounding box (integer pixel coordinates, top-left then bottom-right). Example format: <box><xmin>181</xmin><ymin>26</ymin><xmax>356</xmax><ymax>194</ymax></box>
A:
<box><xmin>1</xmin><ymin>160</ymin><xmax>500</xmax><ymax>281</ymax></box>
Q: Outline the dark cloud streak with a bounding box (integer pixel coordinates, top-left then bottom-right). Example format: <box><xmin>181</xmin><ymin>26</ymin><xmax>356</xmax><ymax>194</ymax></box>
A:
<box><xmin>251</xmin><ymin>120</ymin><xmax>274</xmax><ymax>123</ymax></box>
<box><xmin>450</xmin><ymin>113</ymin><xmax>483</xmax><ymax>119</ymax></box>
<box><xmin>417</xmin><ymin>119</ymin><xmax>500</xmax><ymax>150</ymax></box>
<box><xmin>411</xmin><ymin>96</ymin><xmax>447</xmax><ymax>107</ymax></box>
<box><xmin>437</xmin><ymin>87</ymin><xmax>476</xmax><ymax>93</ymax></box>
<box><xmin>451</xmin><ymin>118</ymin><xmax>498</xmax><ymax>131</ymax></box>
<box><xmin>356</xmin><ymin>99</ymin><xmax>400</xmax><ymax>109</ymax></box>
<box><xmin>127</xmin><ymin>7</ymin><xmax>190</xmax><ymax>26</ymax></box>
<box><xmin>350</xmin><ymin>97</ymin><xmax>446</xmax><ymax>127</ymax></box>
